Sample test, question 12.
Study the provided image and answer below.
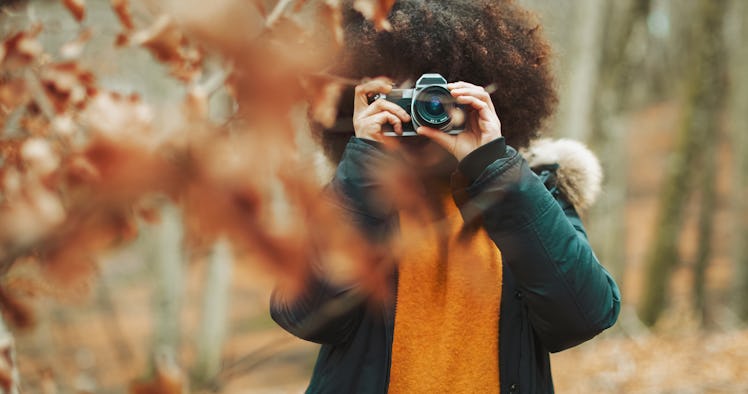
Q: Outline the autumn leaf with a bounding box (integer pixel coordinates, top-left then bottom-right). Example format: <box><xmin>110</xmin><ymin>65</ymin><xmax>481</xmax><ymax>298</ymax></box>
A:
<box><xmin>129</xmin><ymin>15</ymin><xmax>203</xmax><ymax>82</ymax></box>
<box><xmin>1</xmin><ymin>28</ymin><xmax>44</xmax><ymax>70</ymax></box>
<box><xmin>353</xmin><ymin>0</ymin><xmax>395</xmax><ymax>31</ymax></box>
<box><xmin>322</xmin><ymin>0</ymin><xmax>344</xmax><ymax>46</ymax></box>
<box><xmin>302</xmin><ymin>76</ymin><xmax>343</xmax><ymax>128</ymax></box>
<box><xmin>130</xmin><ymin>15</ymin><xmax>184</xmax><ymax>64</ymax></box>
<box><xmin>129</xmin><ymin>349</ymin><xmax>184</xmax><ymax>394</ymax></box>
<box><xmin>61</xmin><ymin>0</ymin><xmax>86</xmax><ymax>22</ymax></box>
<box><xmin>0</xmin><ymin>285</ymin><xmax>35</xmax><ymax>330</ymax></box>
<box><xmin>111</xmin><ymin>0</ymin><xmax>135</xmax><ymax>30</ymax></box>
<box><xmin>59</xmin><ymin>27</ymin><xmax>93</xmax><ymax>59</ymax></box>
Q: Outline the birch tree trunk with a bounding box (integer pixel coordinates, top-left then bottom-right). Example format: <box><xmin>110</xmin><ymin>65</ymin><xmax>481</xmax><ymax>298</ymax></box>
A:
<box><xmin>151</xmin><ymin>205</ymin><xmax>184</xmax><ymax>366</ymax></box>
<box><xmin>638</xmin><ymin>0</ymin><xmax>728</xmax><ymax>326</ymax></box>
<box><xmin>193</xmin><ymin>239</ymin><xmax>233</xmax><ymax>386</ymax></box>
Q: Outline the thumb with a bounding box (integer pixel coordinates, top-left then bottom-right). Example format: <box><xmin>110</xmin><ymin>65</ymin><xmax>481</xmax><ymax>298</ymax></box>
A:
<box><xmin>416</xmin><ymin>127</ymin><xmax>456</xmax><ymax>157</ymax></box>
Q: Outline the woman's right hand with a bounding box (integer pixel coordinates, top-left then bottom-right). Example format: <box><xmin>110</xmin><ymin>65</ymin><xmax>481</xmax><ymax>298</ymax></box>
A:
<box><xmin>353</xmin><ymin>78</ymin><xmax>411</xmax><ymax>142</ymax></box>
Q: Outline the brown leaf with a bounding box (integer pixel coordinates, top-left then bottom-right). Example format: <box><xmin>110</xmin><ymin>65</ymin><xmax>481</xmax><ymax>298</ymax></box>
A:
<box><xmin>322</xmin><ymin>0</ymin><xmax>344</xmax><ymax>46</ymax></box>
<box><xmin>130</xmin><ymin>15</ymin><xmax>184</xmax><ymax>64</ymax></box>
<box><xmin>0</xmin><ymin>285</ymin><xmax>35</xmax><ymax>330</ymax></box>
<box><xmin>61</xmin><ymin>0</ymin><xmax>86</xmax><ymax>22</ymax></box>
<box><xmin>0</xmin><ymin>78</ymin><xmax>29</xmax><ymax>110</ymax></box>
<box><xmin>129</xmin><ymin>350</ymin><xmax>184</xmax><ymax>394</ymax></box>
<box><xmin>1</xmin><ymin>28</ymin><xmax>44</xmax><ymax>70</ymax></box>
<box><xmin>40</xmin><ymin>62</ymin><xmax>94</xmax><ymax>114</ymax></box>
<box><xmin>21</xmin><ymin>138</ymin><xmax>60</xmax><ymax>177</ymax></box>
<box><xmin>80</xmin><ymin>91</ymin><xmax>152</xmax><ymax>137</ymax></box>
<box><xmin>253</xmin><ymin>0</ymin><xmax>268</xmax><ymax>19</ymax></box>
<box><xmin>129</xmin><ymin>15</ymin><xmax>203</xmax><ymax>82</ymax></box>
<box><xmin>302</xmin><ymin>76</ymin><xmax>343</xmax><ymax>128</ymax></box>
<box><xmin>111</xmin><ymin>0</ymin><xmax>135</xmax><ymax>30</ymax></box>
<box><xmin>352</xmin><ymin>0</ymin><xmax>395</xmax><ymax>31</ymax></box>
<box><xmin>59</xmin><ymin>27</ymin><xmax>92</xmax><ymax>59</ymax></box>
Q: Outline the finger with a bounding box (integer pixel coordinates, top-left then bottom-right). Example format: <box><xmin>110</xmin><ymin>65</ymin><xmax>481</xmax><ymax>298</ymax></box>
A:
<box><xmin>450</xmin><ymin>87</ymin><xmax>494</xmax><ymax>112</ymax></box>
<box><xmin>354</xmin><ymin>78</ymin><xmax>393</xmax><ymax>114</ymax></box>
<box><xmin>447</xmin><ymin>81</ymin><xmax>482</xmax><ymax>91</ymax></box>
<box><xmin>449</xmin><ymin>82</ymin><xmax>495</xmax><ymax>111</ymax></box>
<box><xmin>416</xmin><ymin>126</ymin><xmax>456</xmax><ymax>156</ymax></box>
<box><xmin>455</xmin><ymin>95</ymin><xmax>490</xmax><ymax>115</ymax></box>
<box><xmin>368</xmin><ymin>111</ymin><xmax>403</xmax><ymax>135</ymax></box>
<box><xmin>358</xmin><ymin>98</ymin><xmax>411</xmax><ymax>122</ymax></box>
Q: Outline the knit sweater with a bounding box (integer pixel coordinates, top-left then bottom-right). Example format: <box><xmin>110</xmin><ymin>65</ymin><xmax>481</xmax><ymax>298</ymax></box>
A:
<box><xmin>389</xmin><ymin>198</ymin><xmax>502</xmax><ymax>393</ymax></box>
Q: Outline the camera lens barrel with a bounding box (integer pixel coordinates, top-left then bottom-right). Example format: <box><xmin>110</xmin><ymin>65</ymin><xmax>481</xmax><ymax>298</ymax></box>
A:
<box><xmin>412</xmin><ymin>86</ymin><xmax>455</xmax><ymax>131</ymax></box>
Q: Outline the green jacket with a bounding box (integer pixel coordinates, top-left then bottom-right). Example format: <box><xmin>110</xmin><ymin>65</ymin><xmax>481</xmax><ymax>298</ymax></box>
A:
<box><xmin>270</xmin><ymin>137</ymin><xmax>621</xmax><ymax>393</ymax></box>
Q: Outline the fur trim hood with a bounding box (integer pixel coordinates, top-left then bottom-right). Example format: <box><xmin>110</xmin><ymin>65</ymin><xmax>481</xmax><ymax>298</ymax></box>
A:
<box><xmin>520</xmin><ymin>138</ymin><xmax>603</xmax><ymax>212</ymax></box>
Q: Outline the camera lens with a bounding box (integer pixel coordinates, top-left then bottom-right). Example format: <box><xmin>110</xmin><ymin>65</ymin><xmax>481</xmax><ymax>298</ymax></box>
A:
<box><xmin>413</xmin><ymin>86</ymin><xmax>454</xmax><ymax>130</ymax></box>
<box><xmin>426</xmin><ymin>96</ymin><xmax>445</xmax><ymax>116</ymax></box>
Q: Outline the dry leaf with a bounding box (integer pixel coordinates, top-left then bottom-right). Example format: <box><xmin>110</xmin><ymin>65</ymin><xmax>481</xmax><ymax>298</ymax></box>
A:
<box><xmin>0</xmin><ymin>335</ymin><xmax>18</xmax><ymax>392</ymax></box>
<box><xmin>1</xmin><ymin>29</ymin><xmax>44</xmax><ymax>69</ymax></box>
<box><xmin>81</xmin><ymin>91</ymin><xmax>152</xmax><ymax>137</ymax></box>
<box><xmin>41</xmin><ymin>62</ymin><xmax>94</xmax><ymax>114</ymax></box>
<box><xmin>129</xmin><ymin>350</ymin><xmax>184</xmax><ymax>394</ymax></box>
<box><xmin>61</xmin><ymin>0</ymin><xmax>86</xmax><ymax>22</ymax></box>
<box><xmin>21</xmin><ymin>138</ymin><xmax>60</xmax><ymax>177</ymax></box>
<box><xmin>129</xmin><ymin>15</ymin><xmax>203</xmax><ymax>82</ymax></box>
<box><xmin>59</xmin><ymin>28</ymin><xmax>93</xmax><ymax>59</ymax></box>
<box><xmin>111</xmin><ymin>0</ymin><xmax>135</xmax><ymax>30</ymax></box>
<box><xmin>131</xmin><ymin>15</ymin><xmax>184</xmax><ymax>64</ymax></box>
<box><xmin>353</xmin><ymin>0</ymin><xmax>395</xmax><ymax>31</ymax></box>
<box><xmin>323</xmin><ymin>0</ymin><xmax>344</xmax><ymax>46</ymax></box>
<box><xmin>0</xmin><ymin>285</ymin><xmax>35</xmax><ymax>330</ymax></box>
<box><xmin>302</xmin><ymin>76</ymin><xmax>343</xmax><ymax>128</ymax></box>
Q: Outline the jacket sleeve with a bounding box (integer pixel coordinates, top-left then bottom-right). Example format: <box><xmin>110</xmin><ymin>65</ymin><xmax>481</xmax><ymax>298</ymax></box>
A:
<box><xmin>270</xmin><ymin>137</ymin><xmax>396</xmax><ymax>345</ymax></box>
<box><xmin>452</xmin><ymin>138</ymin><xmax>621</xmax><ymax>353</ymax></box>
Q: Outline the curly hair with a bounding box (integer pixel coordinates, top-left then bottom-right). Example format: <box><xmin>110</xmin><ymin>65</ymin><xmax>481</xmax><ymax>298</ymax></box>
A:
<box><xmin>320</xmin><ymin>0</ymin><xmax>557</xmax><ymax>162</ymax></box>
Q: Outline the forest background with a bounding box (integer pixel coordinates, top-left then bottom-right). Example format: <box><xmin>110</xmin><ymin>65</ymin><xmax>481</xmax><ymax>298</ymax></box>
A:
<box><xmin>0</xmin><ymin>0</ymin><xmax>746</xmax><ymax>392</ymax></box>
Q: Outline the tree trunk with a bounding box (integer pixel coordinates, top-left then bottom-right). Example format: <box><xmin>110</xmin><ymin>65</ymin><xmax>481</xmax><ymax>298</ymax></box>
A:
<box><xmin>151</xmin><ymin>205</ymin><xmax>185</xmax><ymax>366</ymax></box>
<box><xmin>693</xmin><ymin>127</ymin><xmax>717</xmax><ymax>327</ymax></box>
<box><xmin>554</xmin><ymin>0</ymin><xmax>607</xmax><ymax>141</ymax></box>
<box><xmin>638</xmin><ymin>0</ymin><xmax>728</xmax><ymax>326</ymax></box>
<box><xmin>192</xmin><ymin>239</ymin><xmax>233</xmax><ymax>387</ymax></box>
<box><xmin>727</xmin><ymin>0</ymin><xmax>748</xmax><ymax>323</ymax></box>
<box><xmin>586</xmin><ymin>0</ymin><xmax>650</xmax><ymax>286</ymax></box>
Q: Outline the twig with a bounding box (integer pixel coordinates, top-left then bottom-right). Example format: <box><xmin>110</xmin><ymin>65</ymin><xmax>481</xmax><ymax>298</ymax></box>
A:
<box><xmin>265</xmin><ymin>0</ymin><xmax>295</xmax><ymax>29</ymax></box>
<box><xmin>216</xmin><ymin>336</ymin><xmax>292</xmax><ymax>382</ymax></box>
<box><xmin>23</xmin><ymin>70</ymin><xmax>56</xmax><ymax>120</ymax></box>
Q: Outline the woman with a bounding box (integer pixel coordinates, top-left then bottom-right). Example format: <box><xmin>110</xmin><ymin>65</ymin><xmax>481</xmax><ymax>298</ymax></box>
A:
<box><xmin>271</xmin><ymin>1</ymin><xmax>621</xmax><ymax>392</ymax></box>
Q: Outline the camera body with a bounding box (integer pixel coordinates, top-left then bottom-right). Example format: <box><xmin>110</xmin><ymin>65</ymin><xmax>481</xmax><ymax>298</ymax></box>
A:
<box><xmin>370</xmin><ymin>73</ymin><xmax>465</xmax><ymax>136</ymax></box>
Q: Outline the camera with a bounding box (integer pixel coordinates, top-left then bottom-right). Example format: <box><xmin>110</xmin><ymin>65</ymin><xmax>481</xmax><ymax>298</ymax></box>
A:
<box><xmin>369</xmin><ymin>73</ymin><xmax>465</xmax><ymax>136</ymax></box>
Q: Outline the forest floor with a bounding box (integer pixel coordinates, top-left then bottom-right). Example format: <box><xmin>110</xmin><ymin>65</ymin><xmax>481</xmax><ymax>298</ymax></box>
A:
<box><xmin>10</xmin><ymin>102</ymin><xmax>748</xmax><ymax>393</ymax></box>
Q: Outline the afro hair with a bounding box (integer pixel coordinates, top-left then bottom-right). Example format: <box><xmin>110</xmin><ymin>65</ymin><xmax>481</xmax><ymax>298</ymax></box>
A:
<box><xmin>319</xmin><ymin>0</ymin><xmax>558</xmax><ymax>162</ymax></box>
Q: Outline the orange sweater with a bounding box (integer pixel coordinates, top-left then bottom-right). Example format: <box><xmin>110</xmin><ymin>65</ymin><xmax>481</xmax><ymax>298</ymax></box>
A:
<box><xmin>389</xmin><ymin>200</ymin><xmax>503</xmax><ymax>393</ymax></box>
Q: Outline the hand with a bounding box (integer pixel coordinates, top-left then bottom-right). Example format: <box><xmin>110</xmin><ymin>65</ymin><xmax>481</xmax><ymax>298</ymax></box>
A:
<box><xmin>353</xmin><ymin>78</ymin><xmax>411</xmax><ymax>142</ymax></box>
<box><xmin>416</xmin><ymin>81</ymin><xmax>502</xmax><ymax>161</ymax></box>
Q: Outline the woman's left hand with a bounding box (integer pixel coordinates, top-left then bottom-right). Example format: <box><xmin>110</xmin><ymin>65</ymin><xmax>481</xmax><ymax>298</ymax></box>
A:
<box><xmin>416</xmin><ymin>81</ymin><xmax>502</xmax><ymax>161</ymax></box>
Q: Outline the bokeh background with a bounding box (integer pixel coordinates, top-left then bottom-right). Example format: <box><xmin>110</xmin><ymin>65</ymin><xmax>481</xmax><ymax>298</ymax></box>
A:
<box><xmin>1</xmin><ymin>0</ymin><xmax>747</xmax><ymax>392</ymax></box>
